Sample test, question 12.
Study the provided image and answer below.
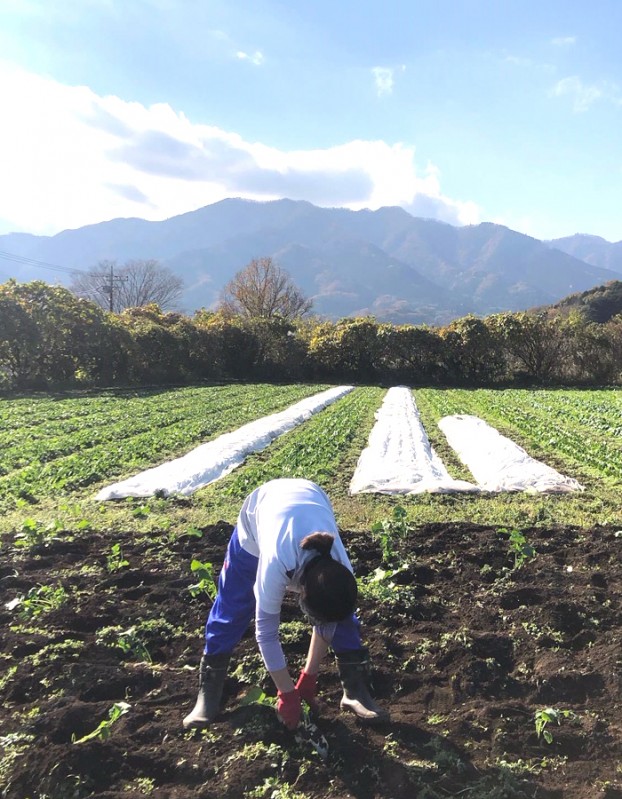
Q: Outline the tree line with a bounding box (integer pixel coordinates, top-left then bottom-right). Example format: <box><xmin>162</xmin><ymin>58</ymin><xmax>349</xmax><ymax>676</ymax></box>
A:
<box><xmin>2</xmin><ymin>276</ymin><xmax>622</xmax><ymax>391</ymax></box>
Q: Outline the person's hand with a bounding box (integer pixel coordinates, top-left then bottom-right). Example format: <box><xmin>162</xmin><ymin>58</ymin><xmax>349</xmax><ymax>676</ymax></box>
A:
<box><xmin>295</xmin><ymin>670</ymin><xmax>319</xmax><ymax>714</ymax></box>
<box><xmin>276</xmin><ymin>688</ymin><xmax>301</xmax><ymax>730</ymax></box>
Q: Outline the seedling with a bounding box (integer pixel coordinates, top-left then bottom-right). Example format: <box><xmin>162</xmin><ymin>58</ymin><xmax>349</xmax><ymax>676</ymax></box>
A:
<box><xmin>240</xmin><ymin>686</ymin><xmax>276</xmax><ymax>708</ymax></box>
<box><xmin>232</xmin><ymin>653</ymin><xmax>268</xmax><ymax>685</ymax></box>
<box><xmin>72</xmin><ymin>701</ymin><xmax>131</xmax><ymax>744</ymax></box>
<box><xmin>500</xmin><ymin>528</ymin><xmax>536</xmax><ymax>569</ymax></box>
<box><xmin>534</xmin><ymin>707</ymin><xmax>576</xmax><ymax>744</ymax></box>
<box><xmin>371</xmin><ymin>505</ymin><xmax>410</xmax><ymax>564</ymax></box>
<box><xmin>13</xmin><ymin>518</ymin><xmax>63</xmax><ymax>549</ymax></box>
<box><xmin>96</xmin><ymin>625</ymin><xmax>152</xmax><ymax>663</ymax></box>
<box><xmin>245</xmin><ymin>778</ymin><xmax>307</xmax><ymax>799</ymax></box>
<box><xmin>132</xmin><ymin>504</ymin><xmax>150</xmax><ymax>518</ymax></box>
<box><xmin>357</xmin><ymin>565</ymin><xmax>410</xmax><ymax>605</ymax></box>
<box><xmin>188</xmin><ymin>559</ymin><xmax>217</xmax><ymax>599</ymax></box>
<box><xmin>6</xmin><ymin>584</ymin><xmax>67</xmax><ymax>619</ymax></box>
<box><xmin>370</xmin><ymin>521</ymin><xmax>395</xmax><ymax>564</ymax></box>
<box><xmin>106</xmin><ymin>543</ymin><xmax>129</xmax><ymax>572</ymax></box>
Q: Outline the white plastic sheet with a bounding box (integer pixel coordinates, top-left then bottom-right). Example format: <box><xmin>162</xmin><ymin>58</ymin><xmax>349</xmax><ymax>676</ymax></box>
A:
<box><xmin>349</xmin><ymin>387</ymin><xmax>478</xmax><ymax>494</ymax></box>
<box><xmin>438</xmin><ymin>414</ymin><xmax>584</xmax><ymax>493</ymax></box>
<box><xmin>95</xmin><ymin>386</ymin><xmax>354</xmax><ymax>500</ymax></box>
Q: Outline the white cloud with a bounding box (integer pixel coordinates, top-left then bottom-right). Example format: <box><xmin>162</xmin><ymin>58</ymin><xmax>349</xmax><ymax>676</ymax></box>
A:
<box><xmin>551</xmin><ymin>36</ymin><xmax>576</xmax><ymax>46</ymax></box>
<box><xmin>553</xmin><ymin>76</ymin><xmax>601</xmax><ymax>111</ymax></box>
<box><xmin>504</xmin><ymin>55</ymin><xmax>534</xmax><ymax>67</ymax></box>
<box><xmin>372</xmin><ymin>67</ymin><xmax>395</xmax><ymax>97</ymax></box>
<box><xmin>236</xmin><ymin>49</ymin><xmax>264</xmax><ymax>66</ymax></box>
<box><xmin>0</xmin><ymin>61</ymin><xmax>480</xmax><ymax>235</ymax></box>
<box><xmin>552</xmin><ymin>75</ymin><xmax>621</xmax><ymax>112</ymax></box>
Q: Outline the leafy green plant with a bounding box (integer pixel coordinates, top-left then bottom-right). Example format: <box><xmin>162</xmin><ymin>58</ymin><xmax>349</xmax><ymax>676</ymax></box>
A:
<box><xmin>427</xmin><ymin>713</ymin><xmax>449</xmax><ymax>726</ymax></box>
<box><xmin>239</xmin><ymin>685</ymin><xmax>277</xmax><ymax>709</ymax></box>
<box><xmin>6</xmin><ymin>584</ymin><xmax>67</xmax><ymax>619</ymax></box>
<box><xmin>245</xmin><ymin>776</ymin><xmax>308</xmax><ymax>799</ymax></box>
<box><xmin>534</xmin><ymin>707</ymin><xmax>576</xmax><ymax>744</ymax></box>
<box><xmin>106</xmin><ymin>542</ymin><xmax>129</xmax><ymax>572</ymax></box>
<box><xmin>72</xmin><ymin>701</ymin><xmax>131</xmax><ymax>744</ymax></box>
<box><xmin>370</xmin><ymin>521</ymin><xmax>395</xmax><ymax>563</ymax></box>
<box><xmin>0</xmin><ymin>665</ymin><xmax>17</xmax><ymax>692</ymax></box>
<box><xmin>132</xmin><ymin>503</ymin><xmax>151</xmax><ymax>518</ymax></box>
<box><xmin>122</xmin><ymin>776</ymin><xmax>156</xmax><ymax>795</ymax></box>
<box><xmin>188</xmin><ymin>559</ymin><xmax>217</xmax><ymax>599</ymax></box>
<box><xmin>239</xmin><ymin>693</ymin><xmax>328</xmax><ymax>764</ymax></box>
<box><xmin>97</xmin><ymin>616</ymin><xmax>182</xmax><ymax>663</ymax></box>
<box><xmin>500</xmin><ymin>528</ymin><xmax>536</xmax><ymax>569</ymax></box>
<box><xmin>231</xmin><ymin>652</ymin><xmax>267</xmax><ymax>685</ymax></box>
<box><xmin>28</xmin><ymin>639</ymin><xmax>84</xmax><ymax>667</ymax></box>
<box><xmin>96</xmin><ymin>625</ymin><xmax>152</xmax><ymax>663</ymax></box>
<box><xmin>13</xmin><ymin>517</ymin><xmax>63</xmax><ymax>549</ymax></box>
<box><xmin>357</xmin><ymin>565</ymin><xmax>410</xmax><ymax>605</ymax></box>
<box><xmin>0</xmin><ymin>732</ymin><xmax>36</xmax><ymax>789</ymax></box>
<box><xmin>278</xmin><ymin>620</ymin><xmax>308</xmax><ymax>644</ymax></box>
<box><xmin>371</xmin><ymin>505</ymin><xmax>410</xmax><ymax>564</ymax></box>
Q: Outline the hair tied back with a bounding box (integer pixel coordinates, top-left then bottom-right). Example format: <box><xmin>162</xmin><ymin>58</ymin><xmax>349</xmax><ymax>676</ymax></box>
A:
<box><xmin>300</xmin><ymin>532</ymin><xmax>334</xmax><ymax>557</ymax></box>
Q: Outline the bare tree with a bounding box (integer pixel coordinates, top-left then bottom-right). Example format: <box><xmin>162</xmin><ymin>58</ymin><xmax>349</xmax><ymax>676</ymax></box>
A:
<box><xmin>220</xmin><ymin>257</ymin><xmax>312</xmax><ymax>320</ymax></box>
<box><xmin>71</xmin><ymin>259</ymin><xmax>183</xmax><ymax>312</ymax></box>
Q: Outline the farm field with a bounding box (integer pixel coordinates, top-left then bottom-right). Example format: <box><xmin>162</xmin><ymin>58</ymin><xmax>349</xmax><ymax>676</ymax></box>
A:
<box><xmin>2</xmin><ymin>384</ymin><xmax>622</xmax><ymax>798</ymax></box>
<box><xmin>0</xmin><ymin>383</ymin><xmax>334</xmax><ymax>512</ymax></box>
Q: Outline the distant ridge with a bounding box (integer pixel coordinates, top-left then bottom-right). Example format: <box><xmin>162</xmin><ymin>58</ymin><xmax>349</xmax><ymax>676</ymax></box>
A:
<box><xmin>1</xmin><ymin>198</ymin><xmax>618</xmax><ymax>324</ymax></box>
<box><xmin>548</xmin><ymin>233</ymin><xmax>622</xmax><ymax>275</ymax></box>
<box><xmin>536</xmin><ymin>279</ymin><xmax>622</xmax><ymax>323</ymax></box>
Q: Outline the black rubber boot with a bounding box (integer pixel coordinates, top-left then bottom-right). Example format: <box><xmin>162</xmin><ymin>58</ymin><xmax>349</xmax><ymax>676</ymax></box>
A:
<box><xmin>183</xmin><ymin>652</ymin><xmax>231</xmax><ymax>729</ymax></box>
<box><xmin>336</xmin><ymin>648</ymin><xmax>390</xmax><ymax>724</ymax></box>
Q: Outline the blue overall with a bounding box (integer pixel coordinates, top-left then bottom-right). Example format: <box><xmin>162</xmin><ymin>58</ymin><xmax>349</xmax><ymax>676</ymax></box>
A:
<box><xmin>204</xmin><ymin>527</ymin><xmax>362</xmax><ymax>656</ymax></box>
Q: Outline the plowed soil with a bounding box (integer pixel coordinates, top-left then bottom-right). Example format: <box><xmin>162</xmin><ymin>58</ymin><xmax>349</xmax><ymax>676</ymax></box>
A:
<box><xmin>1</xmin><ymin>521</ymin><xmax>621</xmax><ymax>799</ymax></box>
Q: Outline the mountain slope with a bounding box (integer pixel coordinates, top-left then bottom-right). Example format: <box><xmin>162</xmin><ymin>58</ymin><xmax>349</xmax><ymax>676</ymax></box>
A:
<box><xmin>538</xmin><ymin>280</ymin><xmax>622</xmax><ymax>323</ymax></box>
<box><xmin>548</xmin><ymin>234</ymin><xmax>622</xmax><ymax>274</ymax></box>
<box><xmin>0</xmin><ymin>199</ymin><xmax>617</xmax><ymax>323</ymax></box>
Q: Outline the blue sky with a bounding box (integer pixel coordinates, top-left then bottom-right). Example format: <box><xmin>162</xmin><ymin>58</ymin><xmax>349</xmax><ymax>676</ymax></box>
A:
<box><xmin>1</xmin><ymin>0</ymin><xmax>621</xmax><ymax>242</ymax></box>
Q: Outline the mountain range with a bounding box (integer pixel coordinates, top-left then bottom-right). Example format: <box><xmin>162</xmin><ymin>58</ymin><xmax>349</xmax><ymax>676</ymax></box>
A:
<box><xmin>1</xmin><ymin>198</ymin><xmax>621</xmax><ymax>325</ymax></box>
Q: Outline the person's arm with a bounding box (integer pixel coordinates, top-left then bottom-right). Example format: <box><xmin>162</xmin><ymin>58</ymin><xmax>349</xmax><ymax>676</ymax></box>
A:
<box><xmin>255</xmin><ymin>608</ymin><xmax>301</xmax><ymax>728</ymax></box>
<box><xmin>304</xmin><ymin>626</ymin><xmax>335</xmax><ymax>674</ymax></box>
<box><xmin>255</xmin><ymin>608</ymin><xmax>287</xmax><ymax>674</ymax></box>
<box><xmin>294</xmin><ymin>625</ymin><xmax>335</xmax><ymax>712</ymax></box>
<box><xmin>269</xmin><ymin>667</ymin><xmax>295</xmax><ymax>693</ymax></box>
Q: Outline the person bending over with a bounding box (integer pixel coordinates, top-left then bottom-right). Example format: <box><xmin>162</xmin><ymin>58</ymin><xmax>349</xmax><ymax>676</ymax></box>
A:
<box><xmin>183</xmin><ymin>478</ymin><xmax>389</xmax><ymax>730</ymax></box>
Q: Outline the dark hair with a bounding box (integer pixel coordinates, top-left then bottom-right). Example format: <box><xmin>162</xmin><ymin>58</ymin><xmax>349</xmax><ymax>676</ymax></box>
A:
<box><xmin>300</xmin><ymin>532</ymin><xmax>335</xmax><ymax>556</ymax></box>
<box><xmin>299</xmin><ymin>533</ymin><xmax>357</xmax><ymax>623</ymax></box>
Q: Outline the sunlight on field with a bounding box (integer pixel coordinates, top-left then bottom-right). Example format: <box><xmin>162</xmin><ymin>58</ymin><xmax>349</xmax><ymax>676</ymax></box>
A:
<box><xmin>2</xmin><ymin>384</ymin><xmax>622</xmax><ymax>535</ymax></box>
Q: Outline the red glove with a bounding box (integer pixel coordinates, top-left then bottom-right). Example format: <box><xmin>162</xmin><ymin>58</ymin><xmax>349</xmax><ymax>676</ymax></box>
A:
<box><xmin>295</xmin><ymin>670</ymin><xmax>319</xmax><ymax>714</ymax></box>
<box><xmin>276</xmin><ymin>688</ymin><xmax>301</xmax><ymax>730</ymax></box>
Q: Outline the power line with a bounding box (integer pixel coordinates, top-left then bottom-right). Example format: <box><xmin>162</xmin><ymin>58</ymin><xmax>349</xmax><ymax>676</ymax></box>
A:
<box><xmin>0</xmin><ymin>249</ymin><xmax>90</xmax><ymax>276</ymax></box>
<box><xmin>0</xmin><ymin>249</ymin><xmax>128</xmax><ymax>310</ymax></box>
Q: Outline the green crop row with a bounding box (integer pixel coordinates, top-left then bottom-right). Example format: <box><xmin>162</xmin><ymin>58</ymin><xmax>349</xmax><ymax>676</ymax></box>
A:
<box><xmin>0</xmin><ymin>383</ymin><xmax>332</xmax><ymax>509</ymax></box>
<box><xmin>0</xmin><ymin>384</ymin><xmax>328</xmax><ymax>475</ymax></box>
<box><xmin>415</xmin><ymin>388</ymin><xmax>622</xmax><ymax>481</ymax></box>
<box><xmin>205</xmin><ymin>386</ymin><xmax>385</xmax><ymax>501</ymax></box>
<box><xmin>0</xmin><ymin>385</ymin><xmax>314</xmax><ymax>448</ymax></box>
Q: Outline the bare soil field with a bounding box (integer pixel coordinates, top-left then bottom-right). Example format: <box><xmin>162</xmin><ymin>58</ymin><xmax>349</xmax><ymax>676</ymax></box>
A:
<box><xmin>1</xmin><ymin>521</ymin><xmax>621</xmax><ymax>798</ymax></box>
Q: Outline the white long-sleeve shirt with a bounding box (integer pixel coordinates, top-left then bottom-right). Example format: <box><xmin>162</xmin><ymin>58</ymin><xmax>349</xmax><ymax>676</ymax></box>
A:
<box><xmin>236</xmin><ymin>478</ymin><xmax>353</xmax><ymax>671</ymax></box>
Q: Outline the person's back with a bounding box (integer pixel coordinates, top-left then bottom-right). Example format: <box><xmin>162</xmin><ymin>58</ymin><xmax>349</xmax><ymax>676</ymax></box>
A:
<box><xmin>236</xmin><ymin>478</ymin><xmax>352</xmax><ymax>615</ymax></box>
<box><xmin>183</xmin><ymin>478</ymin><xmax>390</xmax><ymax>730</ymax></box>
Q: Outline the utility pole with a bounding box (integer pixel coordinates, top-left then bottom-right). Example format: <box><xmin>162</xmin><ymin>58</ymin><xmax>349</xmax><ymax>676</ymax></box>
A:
<box><xmin>99</xmin><ymin>262</ymin><xmax>128</xmax><ymax>312</ymax></box>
